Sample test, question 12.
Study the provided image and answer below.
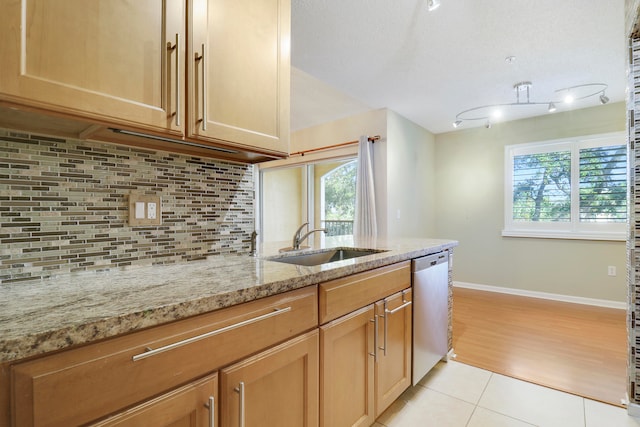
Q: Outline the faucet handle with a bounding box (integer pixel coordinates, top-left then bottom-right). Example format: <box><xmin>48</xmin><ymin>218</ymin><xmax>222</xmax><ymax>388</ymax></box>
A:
<box><xmin>294</xmin><ymin>222</ymin><xmax>309</xmax><ymax>238</ymax></box>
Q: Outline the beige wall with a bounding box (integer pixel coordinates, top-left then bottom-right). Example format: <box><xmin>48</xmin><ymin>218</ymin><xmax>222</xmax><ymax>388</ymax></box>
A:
<box><xmin>382</xmin><ymin>110</ymin><xmax>436</xmax><ymax>238</ymax></box>
<box><xmin>261</xmin><ymin>166</ymin><xmax>304</xmax><ymax>242</ymax></box>
<box><xmin>290</xmin><ymin>108</ymin><xmax>387</xmax><ymax>154</ymax></box>
<box><xmin>434</xmin><ymin>102</ymin><xmax>627</xmax><ymax>302</ymax></box>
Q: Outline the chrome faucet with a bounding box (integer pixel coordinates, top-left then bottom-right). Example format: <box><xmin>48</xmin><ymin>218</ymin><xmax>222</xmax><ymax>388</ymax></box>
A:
<box><xmin>292</xmin><ymin>222</ymin><xmax>326</xmax><ymax>250</ymax></box>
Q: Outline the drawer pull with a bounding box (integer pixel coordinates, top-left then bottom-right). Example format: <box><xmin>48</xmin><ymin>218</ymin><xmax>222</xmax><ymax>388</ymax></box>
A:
<box><xmin>132</xmin><ymin>307</ymin><xmax>292</xmax><ymax>361</ymax></box>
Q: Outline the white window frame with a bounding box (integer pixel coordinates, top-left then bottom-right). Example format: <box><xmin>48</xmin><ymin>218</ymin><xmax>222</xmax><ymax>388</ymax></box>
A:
<box><xmin>503</xmin><ymin>132</ymin><xmax>627</xmax><ymax>241</ymax></box>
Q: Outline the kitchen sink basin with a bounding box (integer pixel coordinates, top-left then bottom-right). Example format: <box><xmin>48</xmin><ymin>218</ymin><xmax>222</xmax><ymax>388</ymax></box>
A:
<box><xmin>267</xmin><ymin>247</ymin><xmax>388</xmax><ymax>267</ymax></box>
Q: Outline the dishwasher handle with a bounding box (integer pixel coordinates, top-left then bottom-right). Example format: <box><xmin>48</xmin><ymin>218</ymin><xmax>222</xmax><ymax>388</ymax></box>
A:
<box><xmin>413</xmin><ymin>252</ymin><xmax>447</xmax><ymax>272</ymax></box>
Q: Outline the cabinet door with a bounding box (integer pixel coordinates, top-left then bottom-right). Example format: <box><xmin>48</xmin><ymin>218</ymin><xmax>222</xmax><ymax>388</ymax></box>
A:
<box><xmin>0</xmin><ymin>0</ymin><xmax>185</xmax><ymax>133</ymax></box>
<box><xmin>374</xmin><ymin>289</ymin><xmax>412</xmax><ymax>417</ymax></box>
<box><xmin>220</xmin><ymin>330</ymin><xmax>318</xmax><ymax>427</ymax></box>
<box><xmin>90</xmin><ymin>374</ymin><xmax>217</xmax><ymax>427</ymax></box>
<box><xmin>189</xmin><ymin>0</ymin><xmax>290</xmax><ymax>155</ymax></box>
<box><xmin>320</xmin><ymin>305</ymin><xmax>375</xmax><ymax>427</ymax></box>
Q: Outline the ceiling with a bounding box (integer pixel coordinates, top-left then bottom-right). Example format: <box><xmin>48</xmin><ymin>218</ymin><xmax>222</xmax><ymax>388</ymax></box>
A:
<box><xmin>290</xmin><ymin>0</ymin><xmax>627</xmax><ymax>134</ymax></box>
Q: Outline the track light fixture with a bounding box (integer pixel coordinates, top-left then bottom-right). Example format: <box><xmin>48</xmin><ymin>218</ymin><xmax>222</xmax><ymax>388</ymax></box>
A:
<box><xmin>452</xmin><ymin>82</ymin><xmax>609</xmax><ymax>129</ymax></box>
<box><xmin>427</xmin><ymin>0</ymin><xmax>441</xmax><ymax>12</ymax></box>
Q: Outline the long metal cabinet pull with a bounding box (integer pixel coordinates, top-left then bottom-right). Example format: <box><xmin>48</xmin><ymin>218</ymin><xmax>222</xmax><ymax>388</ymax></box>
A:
<box><xmin>168</xmin><ymin>34</ymin><xmax>181</xmax><ymax>127</ymax></box>
<box><xmin>175</xmin><ymin>33</ymin><xmax>181</xmax><ymax>127</ymax></box>
<box><xmin>235</xmin><ymin>382</ymin><xmax>246</xmax><ymax>427</ymax></box>
<box><xmin>369</xmin><ymin>315</ymin><xmax>378</xmax><ymax>362</ymax></box>
<box><xmin>199</xmin><ymin>43</ymin><xmax>208</xmax><ymax>131</ymax></box>
<box><xmin>386</xmin><ymin>300</ymin><xmax>412</xmax><ymax>315</ymax></box>
<box><xmin>132</xmin><ymin>307</ymin><xmax>292</xmax><ymax>361</ymax></box>
<box><xmin>206</xmin><ymin>396</ymin><xmax>215</xmax><ymax>427</ymax></box>
<box><xmin>383</xmin><ymin>296</ymin><xmax>413</xmax><ymax>356</ymax></box>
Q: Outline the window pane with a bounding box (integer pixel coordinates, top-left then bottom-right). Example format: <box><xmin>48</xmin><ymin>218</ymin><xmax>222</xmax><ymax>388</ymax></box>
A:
<box><xmin>579</xmin><ymin>145</ymin><xmax>627</xmax><ymax>222</ymax></box>
<box><xmin>512</xmin><ymin>151</ymin><xmax>571</xmax><ymax>222</ymax></box>
<box><xmin>319</xmin><ymin>160</ymin><xmax>356</xmax><ymax>237</ymax></box>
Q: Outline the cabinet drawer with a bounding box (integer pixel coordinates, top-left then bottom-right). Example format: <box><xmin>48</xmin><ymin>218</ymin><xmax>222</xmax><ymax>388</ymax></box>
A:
<box><xmin>318</xmin><ymin>261</ymin><xmax>410</xmax><ymax>324</ymax></box>
<box><xmin>11</xmin><ymin>286</ymin><xmax>318</xmax><ymax>427</ymax></box>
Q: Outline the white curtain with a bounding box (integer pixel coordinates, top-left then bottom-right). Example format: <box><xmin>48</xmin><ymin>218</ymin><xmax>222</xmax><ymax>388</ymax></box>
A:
<box><xmin>354</xmin><ymin>135</ymin><xmax>377</xmax><ymax>237</ymax></box>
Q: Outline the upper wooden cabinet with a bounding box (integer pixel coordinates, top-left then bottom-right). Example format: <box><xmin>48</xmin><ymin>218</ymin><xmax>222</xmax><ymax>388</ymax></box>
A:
<box><xmin>0</xmin><ymin>0</ymin><xmax>290</xmax><ymax>159</ymax></box>
<box><xmin>189</xmin><ymin>0</ymin><xmax>290</xmax><ymax>154</ymax></box>
<box><xmin>0</xmin><ymin>0</ymin><xmax>186</xmax><ymax>135</ymax></box>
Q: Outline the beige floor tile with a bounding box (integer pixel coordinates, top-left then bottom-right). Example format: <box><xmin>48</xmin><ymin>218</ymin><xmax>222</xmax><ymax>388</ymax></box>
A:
<box><xmin>585</xmin><ymin>399</ymin><xmax>640</xmax><ymax>427</ymax></box>
<box><xmin>478</xmin><ymin>374</ymin><xmax>585</xmax><ymax>427</ymax></box>
<box><xmin>378</xmin><ymin>386</ymin><xmax>475</xmax><ymax>427</ymax></box>
<box><xmin>418</xmin><ymin>360</ymin><xmax>492</xmax><ymax>404</ymax></box>
<box><xmin>467</xmin><ymin>407</ymin><xmax>537</xmax><ymax>427</ymax></box>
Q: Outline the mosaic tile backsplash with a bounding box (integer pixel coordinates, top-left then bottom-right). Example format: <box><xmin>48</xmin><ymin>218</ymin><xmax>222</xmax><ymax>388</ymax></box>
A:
<box><xmin>0</xmin><ymin>129</ymin><xmax>255</xmax><ymax>284</ymax></box>
<box><xmin>630</xmin><ymin>36</ymin><xmax>639</xmax><ymax>405</ymax></box>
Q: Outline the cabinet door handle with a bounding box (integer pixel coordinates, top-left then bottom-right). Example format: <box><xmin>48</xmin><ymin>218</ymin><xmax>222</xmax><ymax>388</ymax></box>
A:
<box><xmin>168</xmin><ymin>34</ymin><xmax>181</xmax><ymax>127</ymax></box>
<box><xmin>132</xmin><ymin>307</ymin><xmax>292</xmax><ymax>361</ymax></box>
<box><xmin>385</xmin><ymin>300</ymin><xmax>412</xmax><ymax>316</ymax></box>
<box><xmin>234</xmin><ymin>382</ymin><xmax>245</xmax><ymax>427</ymax></box>
<box><xmin>369</xmin><ymin>315</ymin><xmax>378</xmax><ymax>362</ymax></box>
<box><xmin>195</xmin><ymin>43</ymin><xmax>208</xmax><ymax>131</ymax></box>
<box><xmin>383</xmin><ymin>298</ymin><xmax>412</xmax><ymax>356</ymax></box>
<box><xmin>205</xmin><ymin>396</ymin><xmax>215</xmax><ymax>427</ymax></box>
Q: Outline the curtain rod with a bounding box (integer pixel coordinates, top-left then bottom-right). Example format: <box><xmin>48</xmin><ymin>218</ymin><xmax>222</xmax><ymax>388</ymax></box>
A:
<box><xmin>290</xmin><ymin>135</ymin><xmax>380</xmax><ymax>157</ymax></box>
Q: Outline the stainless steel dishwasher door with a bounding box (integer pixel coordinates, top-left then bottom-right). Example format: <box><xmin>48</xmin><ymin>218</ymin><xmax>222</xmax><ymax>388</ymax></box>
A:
<box><xmin>412</xmin><ymin>252</ymin><xmax>449</xmax><ymax>385</ymax></box>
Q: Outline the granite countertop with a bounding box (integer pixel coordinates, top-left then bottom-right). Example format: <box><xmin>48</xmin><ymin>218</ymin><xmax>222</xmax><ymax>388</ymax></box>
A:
<box><xmin>0</xmin><ymin>236</ymin><xmax>457</xmax><ymax>363</ymax></box>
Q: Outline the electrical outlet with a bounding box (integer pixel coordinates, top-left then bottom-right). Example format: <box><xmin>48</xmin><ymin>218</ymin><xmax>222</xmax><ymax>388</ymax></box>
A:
<box><xmin>147</xmin><ymin>202</ymin><xmax>157</xmax><ymax>219</ymax></box>
<box><xmin>129</xmin><ymin>193</ymin><xmax>161</xmax><ymax>226</ymax></box>
<box><xmin>608</xmin><ymin>266</ymin><xmax>617</xmax><ymax>276</ymax></box>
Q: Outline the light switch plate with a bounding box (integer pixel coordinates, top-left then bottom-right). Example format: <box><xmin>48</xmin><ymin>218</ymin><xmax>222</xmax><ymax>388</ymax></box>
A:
<box><xmin>129</xmin><ymin>193</ymin><xmax>161</xmax><ymax>226</ymax></box>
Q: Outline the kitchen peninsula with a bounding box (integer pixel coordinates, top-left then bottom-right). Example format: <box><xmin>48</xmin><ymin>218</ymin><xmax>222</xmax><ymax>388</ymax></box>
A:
<box><xmin>1</xmin><ymin>237</ymin><xmax>456</xmax><ymax>427</ymax></box>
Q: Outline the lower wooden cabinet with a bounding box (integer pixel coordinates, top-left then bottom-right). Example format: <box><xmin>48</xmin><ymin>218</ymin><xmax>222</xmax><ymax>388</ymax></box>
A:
<box><xmin>220</xmin><ymin>330</ymin><xmax>319</xmax><ymax>427</ymax></box>
<box><xmin>374</xmin><ymin>289</ymin><xmax>412</xmax><ymax>417</ymax></box>
<box><xmin>320</xmin><ymin>305</ymin><xmax>376</xmax><ymax>427</ymax></box>
<box><xmin>91</xmin><ymin>374</ymin><xmax>218</xmax><ymax>427</ymax></box>
<box><xmin>10</xmin><ymin>286</ymin><xmax>317</xmax><ymax>427</ymax></box>
<box><xmin>320</xmin><ymin>289</ymin><xmax>412</xmax><ymax>427</ymax></box>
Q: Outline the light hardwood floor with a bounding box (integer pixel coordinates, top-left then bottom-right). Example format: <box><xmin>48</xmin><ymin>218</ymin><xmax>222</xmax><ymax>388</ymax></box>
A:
<box><xmin>452</xmin><ymin>287</ymin><xmax>627</xmax><ymax>407</ymax></box>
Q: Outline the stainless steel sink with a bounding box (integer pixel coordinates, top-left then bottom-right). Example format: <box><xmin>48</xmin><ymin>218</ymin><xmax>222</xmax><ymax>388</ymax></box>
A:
<box><xmin>266</xmin><ymin>247</ymin><xmax>388</xmax><ymax>267</ymax></box>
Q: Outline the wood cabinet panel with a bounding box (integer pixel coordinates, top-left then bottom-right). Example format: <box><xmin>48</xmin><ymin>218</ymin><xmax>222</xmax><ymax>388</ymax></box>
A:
<box><xmin>375</xmin><ymin>289</ymin><xmax>412</xmax><ymax>417</ymax></box>
<box><xmin>90</xmin><ymin>373</ymin><xmax>217</xmax><ymax>427</ymax></box>
<box><xmin>188</xmin><ymin>0</ymin><xmax>290</xmax><ymax>154</ymax></box>
<box><xmin>0</xmin><ymin>0</ymin><xmax>185</xmax><ymax>133</ymax></box>
<box><xmin>320</xmin><ymin>305</ymin><xmax>375</xmax><ymax>427</ymax></box>
<box><xmin>11</xmin><ymin>286</ymin><xmax>317</xmax><ymax>427</ymax></box>
<box><xmin>220</xmin><ymin>330</ymin><xmax>319</xmax><ymax>427</ymax></box>
<box><xmin>318</xmin><ymin>261</ymin><xmax>411</xmax><ymax>324</ymax></box>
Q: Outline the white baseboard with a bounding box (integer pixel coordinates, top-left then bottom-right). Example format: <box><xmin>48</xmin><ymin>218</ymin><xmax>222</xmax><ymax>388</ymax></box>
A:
<box><xmin>454</xmin><ymin>281</ymin><xmax>626</xmax><ymax>310</ymax></box>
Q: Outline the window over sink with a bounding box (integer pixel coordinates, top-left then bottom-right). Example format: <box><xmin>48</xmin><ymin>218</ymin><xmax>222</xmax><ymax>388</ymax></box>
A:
<box><xmin>259</xmin><ymin>157</ymin><xmax>357</xmax><ymax>243</ymax></box>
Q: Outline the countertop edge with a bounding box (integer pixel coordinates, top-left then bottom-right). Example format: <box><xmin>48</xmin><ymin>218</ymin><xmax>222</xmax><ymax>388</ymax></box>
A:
<box><xmin>1</xmin><ymin>239</ymin><xmax>457</xmax><ymax>363</ymax></box>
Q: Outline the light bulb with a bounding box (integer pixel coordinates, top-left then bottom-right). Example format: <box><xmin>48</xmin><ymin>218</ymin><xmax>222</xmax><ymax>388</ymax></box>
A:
<box><xmin>548</xmin><ymin>102</ymin><xmax>557</xmax><ymax>113</ymax></box>
<box><xmin>453</xmin><ymin>120</ymin><xmax>462</xmax><ymax>128</ymax></box>
<box><xmin>427</xmin><ymin>0</ymin><xmax>441</xmax><ymax>11</ymax></box>
<box><xmin>564</xmin><ymin>93</ymin><xmax>574</xmax><ymax>104</ymax></box>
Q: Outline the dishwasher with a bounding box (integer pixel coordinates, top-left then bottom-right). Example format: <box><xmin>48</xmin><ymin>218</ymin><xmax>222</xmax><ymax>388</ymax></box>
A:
<box><xmin>412</xmin><ymin>251</ymin><xmax>449</xmax><ymax>385</ymax></box>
